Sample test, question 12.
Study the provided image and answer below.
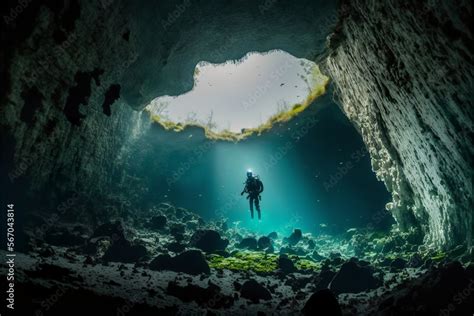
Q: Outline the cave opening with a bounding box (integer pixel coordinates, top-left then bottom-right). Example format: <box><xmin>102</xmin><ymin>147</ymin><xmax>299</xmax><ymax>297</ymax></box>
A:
<box><xmin>145</xmin><ymin>50</ymin><xmax>328</xmax><ymax>139</ymax></box>
<box><xmin>130</xmin><ymin>49</ymin><xmax>393</xmax><ymax>242</ymax></box>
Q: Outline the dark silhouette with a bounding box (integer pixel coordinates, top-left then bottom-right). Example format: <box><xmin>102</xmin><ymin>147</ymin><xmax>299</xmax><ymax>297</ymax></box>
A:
<box><xmin>241</xmin><ymin>170</ymin><xmax>264</xmax><ymax>220</ymax></box>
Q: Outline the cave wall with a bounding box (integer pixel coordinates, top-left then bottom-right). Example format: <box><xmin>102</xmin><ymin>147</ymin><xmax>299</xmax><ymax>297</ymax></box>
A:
<box><xmin>1</xmin><ymin>0</ymin><xmax>141</xmax><ymax>202</ymax></box>
<box><xmin>323</xmin><ymin>0</ymin><xmax>473</xmax><ymax>248</ymax></box>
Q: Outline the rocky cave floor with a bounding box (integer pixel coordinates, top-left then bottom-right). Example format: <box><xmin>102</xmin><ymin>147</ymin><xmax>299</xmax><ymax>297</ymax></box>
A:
<box><xmin>2</xmin><ymin>203</ymin><xmax>473</xmax><ymax>315</ymax></box>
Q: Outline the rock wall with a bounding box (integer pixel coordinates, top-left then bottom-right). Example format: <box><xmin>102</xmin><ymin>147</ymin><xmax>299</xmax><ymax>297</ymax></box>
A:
<box><xmin>0</xmin><ymin>0</ymin><xmax>141</xmax><ymax>202</ymax></box>
<box><xmin>323</xmin><ymin>0</ymin><xmax>473</xmax><ymax>248</ymax></box>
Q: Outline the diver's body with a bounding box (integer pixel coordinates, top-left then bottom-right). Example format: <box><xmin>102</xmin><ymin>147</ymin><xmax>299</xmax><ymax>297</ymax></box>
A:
<box><xmin>241</xmin><ymin>170</ymin><xmax>264</xmax><ymax>219</ymax></box>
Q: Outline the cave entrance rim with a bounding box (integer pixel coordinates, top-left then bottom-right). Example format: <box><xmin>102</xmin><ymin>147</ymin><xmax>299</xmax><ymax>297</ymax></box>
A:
<box><xmin>144</xmin><ymin>49</ymin><xmax>330</xmax><ymax>141</ymax></box>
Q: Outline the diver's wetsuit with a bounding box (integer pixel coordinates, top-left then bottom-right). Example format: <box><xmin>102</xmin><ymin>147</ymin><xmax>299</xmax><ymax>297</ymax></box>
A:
<box><xmin>242</xmin><ymin>176</ymin><xmax>264</xmax><ymax>219</ymax></box>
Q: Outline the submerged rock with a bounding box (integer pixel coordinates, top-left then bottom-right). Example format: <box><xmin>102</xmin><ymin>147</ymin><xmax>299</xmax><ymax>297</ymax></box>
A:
<box><xmin>302</xmin><ymin>289</ymin><xmax>342</xmax><ymax>316</ymax></box>
<box><xmin>237</xmin><ymin>237</ymin><xmax>258</xmax><ymax>250</ymax></box>
<box><xmin>390</xmin><ymin>258</ymin><xmax>407</xmax><ymax>270</ymax></box>
<box><xmin>167</xmin><ymin>280</ymin><xmax>234</xmax><ymax>308</ymax></box>
<box><xmin>267</xmin><ymin>232</ymin><xmax>278</xmax><ymax>239</ymax></box>
<box><xmin>287</xmin><ymin>229</ymin><xmax>302</xmax><ymax>245</ymax></box>
<box><xmin>169</xmin><ymin>223</ymin><xmax>186</xmax><ymax>239</ymax></box>
<box><xmin>149</xmin><ymin>249</ymin><xmax>210</xmax><ymax>275</ymax></box>
<box><xmin>189</xmin><ymin>229</ymin><xmax>229</xmax><ymax>253</ymax></box>
<box><xmin>376</xmin><ymin>261</ymin><xmax>473</xmax><ymax>315</ymax></box>
<box><xmin>92</xmin><ymin>221</ymin><xmax>148</xmax><ymax>263</ymax></box>
<box><xmin>306</xmin><ymin>239</ymin><xmax>316</xmax><ymax>250</ymax></box>
<box><xmin>167</xmin><ymin>242</ymin><xmax>185</xmax><ymax>253</ymax></box>
<box><xmin>408</xmin><ymin>253</ymin><xmax>423</xmax><ymax>268</ymax></box>
<box><xmin>311</xmin><ymin>250</ymin><xmax>325</xmax><ymax>261</ymax></box>
<box><xmin>240</xmin><ymin>279</ymin><xmax>272</xmax><ymax>303</ymax></box>
<box><xmin>91</xmin><ymin>221</ymin><xmax>125</xmax><ymax>240</ymax></box>
<box><xmin>315</xmin><ymin>269</ymin><xmax>337</xmax><ymax>290</ymax></box>
<box><xmin>280</xmin><ymin>246</ymin><xmax>307</xmax><ymax>256</ymax></box>
<box><xmin>148</xmin><ymin>214</ymin><xmax>167</xmax><ymax>230</ymax></box>
<box><xmin>329</xmin><ymin>261</ymin><xmax>380</xmax><ymax>294</ymax></box>
<box><xmin>257</xmin><ymin>236</ymin><xmax>272</xmax><ymax>250</ymax></box>
<box><xmin>278</xmin><ymin>254</ymin><xmax>296</xmax><ymax>273</ymax></box>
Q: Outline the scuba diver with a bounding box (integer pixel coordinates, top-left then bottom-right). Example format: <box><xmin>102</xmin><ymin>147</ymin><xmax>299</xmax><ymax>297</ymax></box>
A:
<box><xmin>240</xmin><ymin>169</ymin><xmax>264</xmax><ymax>220</ymax></box>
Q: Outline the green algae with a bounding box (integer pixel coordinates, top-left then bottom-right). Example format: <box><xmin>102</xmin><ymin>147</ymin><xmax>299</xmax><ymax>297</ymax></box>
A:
<box><xmin>208</xmin><ymin>251</ymin><xmax>279</xmax><ymax>273</ymax></box>
<box><xmin>207</xmin><ymin>251</ymin><xmax>320</xmax><ymax>273</ymax></box>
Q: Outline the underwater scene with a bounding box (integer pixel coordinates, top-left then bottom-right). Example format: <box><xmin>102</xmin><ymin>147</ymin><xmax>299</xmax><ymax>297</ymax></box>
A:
<box><xmin>1</xmin><ymin>0</ymin><xmax>473</xmax><ymax>315</ymax></box>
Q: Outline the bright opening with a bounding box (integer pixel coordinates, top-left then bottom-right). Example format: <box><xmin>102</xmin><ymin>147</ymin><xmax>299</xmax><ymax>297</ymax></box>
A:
<box><xmin>145</xmin><ymin>50</ymin><xmax>329</xmax><ymax>140</ymax></box>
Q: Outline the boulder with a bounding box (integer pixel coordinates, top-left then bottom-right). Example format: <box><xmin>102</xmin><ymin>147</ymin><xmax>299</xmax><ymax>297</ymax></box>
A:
<box><xmin>237</xmin><ymin>237</ymin><xmax>258</xmax><ymax>250</ymax></box>
<box><xmin>167</xmin><ymin>242</ymin><xmax>185</xmax><ymax>253</ymax></box>
<box><xmin>189</xmin><ymin>230</ymin><xmax>229</xmax><ymax>253</ymax></box>
<box><xmin>149</xmin><ymin>249</ymin><xmax>210</xmax><ymax>275</ymax></box>
<box><xmin>174</xmin><ymin>207</ymin><xmax>186</xmax><ymax>219</ymax></box>
<box><xmin>240</xmin><ymin>279</ymin><xmax>272</xmax><ymax>303</ymax></box>
<box><xmin>390</xmin><ymin>258</ymin><xmax>407</xmax><ymax>270</ymax></box>
<box><xmin>91</xmin><ymin>221</ymin><xmax>125</xmax><ymax>240</ymax></box>
<box><xmin>278</xmin><ymin>254</ymin><xmax>296</xmax><ymax>273</ymax></box>
<box><xmin>265</xmin><ymin>244</ymin><xmax>275</xmax><ymax>254</ymax></box>
<box><xmin>329</xmin><ymin>261</ymin><xmax>381</xmax><ymax>294</ymax></box>
<box><xmin>287</xmin><ymin>229</ymin><xmax>302</xmax><ymax>245</ymax></box>
<box><xmin>167</xmin><ymin>280</ymin><xmax>234</xmax><ymax>308</ymax></box>
<box><xmin>311</xmin><ymin>250</ymin><xmax>325</xmax><ymax>261</ymax></box>
<box><xmin>148</xmin><ymin>215</ymin><xmax>167</xmax><ymax>230</ymax></box>
<box><xmin>257</xmin><ymin>236</ymin><xmax>272</xmax><ymax>250</ymax></box>
<box><xmin>280</xmin><ymin>246</ymin><xmax>306</xmax><ymax>256</ymax></box>
<box><xmin>302</xmin><ymin>289</ymin><xmax>342</xmax><ymax>316</ymax></box>
<box><xmin>149</xmin><ymin>254</ymin><xmax>173</xmax><ymax>270</ymax></box>
<box><xmin>267</xmin><ymin>232</ymin><xmax>278</xmax><ymax>239</ymax></box>
<box><xmin>315</xmin><ymin>270</ymin><xmax>337</xmax><ymax>290</ymax></box>
<box><xmin>169</xmin><ymin>223</ymin><xmax>186</xmax><ymax>238</ymax></box>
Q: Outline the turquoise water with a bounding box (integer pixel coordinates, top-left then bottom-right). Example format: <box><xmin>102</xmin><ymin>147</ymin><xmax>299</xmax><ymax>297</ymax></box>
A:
<box><xmin>131</xmin><ymin>86</ymin><xmax>392</xmax><ymax>236</ymax></box>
